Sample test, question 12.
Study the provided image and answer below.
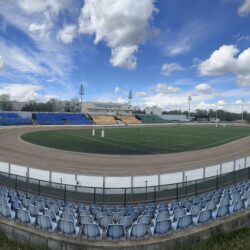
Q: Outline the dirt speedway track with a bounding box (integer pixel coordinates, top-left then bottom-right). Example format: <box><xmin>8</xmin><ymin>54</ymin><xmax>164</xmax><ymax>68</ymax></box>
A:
<box><xmin>0</xmin><ymin>126</ymin><xmax>250</xmax><ymax>176</ymax></box>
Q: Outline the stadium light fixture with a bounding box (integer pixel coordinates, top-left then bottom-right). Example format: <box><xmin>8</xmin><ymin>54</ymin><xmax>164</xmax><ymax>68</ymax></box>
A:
<box><xmin>79</xmin><ymin>83</ymin><xmax>85</xmax><ymax>112</ymax></box>
<box><xmin>128</xmin><ymin>90</ymin><xmax>133</xmax><ymax>108</ymax></box>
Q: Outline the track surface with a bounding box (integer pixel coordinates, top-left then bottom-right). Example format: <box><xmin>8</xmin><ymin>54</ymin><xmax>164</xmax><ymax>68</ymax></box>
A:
<box><xmin>0</xmin><ymin>126</ymin><xmax>250</xmax><ymax>176</ymax></box>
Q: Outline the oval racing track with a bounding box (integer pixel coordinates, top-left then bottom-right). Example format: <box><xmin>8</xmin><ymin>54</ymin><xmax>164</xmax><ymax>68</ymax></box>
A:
<box><xmin>0</xmin><ymin>126</ymin><xmax>250</xmax><ymax>176</ymax></box>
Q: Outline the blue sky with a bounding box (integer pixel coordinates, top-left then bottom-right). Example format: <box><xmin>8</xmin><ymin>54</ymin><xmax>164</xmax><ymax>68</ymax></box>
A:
<box><xmin>0</xmin><ymin>0</ymin><xmax>250</xmax><ymax>112</ymax></box>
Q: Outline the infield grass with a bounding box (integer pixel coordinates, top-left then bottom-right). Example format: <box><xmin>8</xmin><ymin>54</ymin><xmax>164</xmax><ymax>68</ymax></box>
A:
<box><xmin>21</xmin><ymin>125</ymin><xmax>250</xmax><ymax>155</ymax></box>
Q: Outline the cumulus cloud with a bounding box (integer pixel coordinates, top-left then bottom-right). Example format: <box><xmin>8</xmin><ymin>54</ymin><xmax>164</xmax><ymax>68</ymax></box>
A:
<box><xmin>57</xmin><ymin>24</ymin><xmax>77</xmax><ymax>44</ymax></box>
<box><xmin>195</xmin><ymin>83</ymin><xmax>213</xmax><ymax>94</ymax></box>
<box><xmin>161</xmin><ymin>63</ymin><xmax>184</xmax><ymax>76</ymax></box>
<box><xmin>217</xmin><ymin>100</ymin><xmax>225</xmax><ymax>107</ymax></box>
<box><xmin>0</xmin><ymin>56</ymin><xmax>4</xmax><ymax>70</ymax></box>
<box><xmin>114</xmin><ymin>87</ymin><xmax>120</xmax><ymax>94</ymax></box>
<box><xmin>198</xmin><ymin>45</ymin><xmax>250</xmax><ymax>86</ymax></box>
<box><xmin>0</xmin><ymin>83</ymin><xmax>56</xmax><ymax>102</ymax></box>
<box><xmin>238</xmin><ymin>0</ymin><xmax>250</xmax><ymax>16</ymax></box>
<box><xmin>78</xmin><ymin>0</ymin><xmax>157</xmax><ymax>70</ymax></box>
<box><xmin>154</xmin><ymin>83</ymin><xmax>181</xmax><ymax>94</ymax></box>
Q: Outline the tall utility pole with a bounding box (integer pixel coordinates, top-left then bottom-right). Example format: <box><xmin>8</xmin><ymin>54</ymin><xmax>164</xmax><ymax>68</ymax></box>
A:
<box><xmin>79</xmin><ymin>84</ymin><xmax>85</xmax><ymax>113</ymax></box>
<box><xmin>128</xmin><ymin>90</ymin><xmax>133</xmax><ymax>108</ymax></box>
<box><xmin>242</xmin><ymin>98</ymin><xmax>244</xmax><ymax>124</ymax></box>
<box><xmin>188</xmin><ymin>96</ymin><xmax>192</xmax><ymax>120</ymax></box>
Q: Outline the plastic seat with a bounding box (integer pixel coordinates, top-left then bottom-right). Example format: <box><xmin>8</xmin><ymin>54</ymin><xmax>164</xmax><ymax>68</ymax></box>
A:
<box><xmin>0</xmin><ymin>203</ymin><xmax>15</xmax><ymax>219</ymax></box>
<box><xmin>50</xmin><ymin>204</ymin><xmax>59</xmax><ymax>215</ymax></box>
<box><xmin>214</xmin><ymin>205</ymin><xmax>229</xmax><ymax>218</ymax></box>
<box><xmin>129</xmin><ymin>223</ymin><xmax>149</xmax><ymax>240</ymax></box>
<box><xmin>155</xmin><ymin>212</ymin><xmax>170</xmax><ymax>222</ymax></box>
<box><xmin>151</xmin><ymin>219</ymin><xmax>172</xmax><ymax>236</ymax></box>
<box><xmin>12</xmin><ymin>201</ymin><xmax>22</xmax><ymax>210</ymax></box>
<box><xmin>61</xmin><ymin>212</ymin><xmax>77</xmax><ymax>224</ymax></box>
<box><xmin>189</xmin><ymin>205</ymin><xmax>201</xmax><ymax>217</ymax></box>
<box><xmin>193</xmin><ymin>210</ymin><xmax>212</xmax><ymax>224</ymax></box>
<box><xmin>230</xmin><ymin>199</ymin><xmax>245</xmax><ymax>213</ymax></box>
<box><xmin>95</xmin><ymin>211</ymin><xmax>107</xmax><ymax>220</ymax></box>
<box><xmin>106</xmin><ymin>224</ymin><xmax>125</xmax><ymax>240</ymax></box>
<box><xmin>58</xmin><ymin>219</ymin><xmax>79</xmax><ymax>236</ymax></box>
<box><xmin>79</xmin><ymin>215</ymin><xmax>93</xmax><ymax>225</ymax></box>
<box><xmin>36</xmin><ymin>214</ymin><xmax>57</xmax><ymax>231</ymax></box>
<box><xmin>44</xmin><ymin>209</ymin><xmax>58</xmax><ymax>222</ymax></box>
<box><xmin>99</xmin><ymin>216</ymin><xmax>113</xmax><ymax>229</ymax></box>
<box><xmin>16</xmin><ymin>209</ymin><xmax>35</xmax><ymax>225</ymax></box>
<box><xmin>173</xmin><ymin>208</ymin><xmax>185</xmax><ymax>221</ymax></box>
<box><xmin>81</xmin><ymin>223</ymin><xmax>102</xmax><ymax>240</ymax></box>
<box><xmin>112</xmin><ymin>212</ymin><xmax>123</xmax><ymax>223</ymax></box>
<box><xmin>118</xmin><ymin>216</ymin><xmax>132</xmax><ymax>229</ymax></box>
<box><xmin>175</xmin><ymin>215</ymin><xmax>193</xmax><ymax>230</ymax></box>
<box><xmin>28</xmin><ymin>205</ymin><xmax>39</xmax><ymax>217</ymax></box>
<box><xmin>137</xmin><ymin>215</ymin><xmax>151</xmax><ymax>225</ymax></box>
<box><xmin>205</xmin><ymin>201</ymin><xmax>216</xmax><ymax>211</ymax></box>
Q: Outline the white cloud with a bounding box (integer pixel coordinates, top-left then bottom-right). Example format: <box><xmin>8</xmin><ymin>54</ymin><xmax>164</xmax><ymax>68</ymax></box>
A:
<box><xmin>78</xmin><ymin>0</ymin><xmax>157</xmax><ymax>70</ymax></box>
<box><xmin>195</xmin><ymin>83</ymin><xmax>213</xmax><ymax>94</ymax></box>
<box><xmin>114</xmin><ymin>87</ymin><xmax>120</xmax><ymax>94</ymax></box>
<box><xmin>238</xmin><ymin>0</ymin><xmax>250</xmax><ymax>16</ymax></box>
<box><xmin>57</xmin><ymin>24</ymin><xmax>77</xmax><ymax>44</ymax></box>
<box><xmin>110</xmin><ymin>46</ymin><xmax>138</xmax><ymax>70</ymax></box>
<box><xmin>28</xmin><ymin>11</ymin><xmax>53</xmax><ymax>39</ymax></box>
<box><xmin>0</xmin><ymin>56</ymin><xmax>4</xmax><ymax>70</ymax></box>
<box><xmin>17</xmin><ymin>0</ymin><xmax>66</xmax><ymax>14</ymax></box>
<box><xmin>161</xmin><ymin>63</ymin><xmax>184</xmax><ymax>76</ymax></box>
<box><xmin>198</xmin><ymin>45</ymin><xmax>250</xmax><ymax>86</ymax></box>
<box><xmin>217</xmin><ymin>100</ymin><xmax>225</xmax><ymax>107</ymax></box>
<box><xmin>0</xmin><ymin>83</ymin><xmax>56</xmax><ymax>102</ymax></box>
<box><xmin>154</xmin><ymin>83</ymin><xmax>181</xmax><ymax>94</ymax></box>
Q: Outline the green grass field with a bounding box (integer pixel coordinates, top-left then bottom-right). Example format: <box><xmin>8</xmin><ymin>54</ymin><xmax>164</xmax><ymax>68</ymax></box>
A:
<box><xmin>21</xmin><ymin>125</ymin><xmax>250</xmax><ymax>155</ymax></box>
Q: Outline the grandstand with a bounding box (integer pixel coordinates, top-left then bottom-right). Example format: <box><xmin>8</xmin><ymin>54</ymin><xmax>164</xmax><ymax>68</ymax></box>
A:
<box><xmin>135</xmin><ymin>114</ymin><xmax>167</xmax><ymax>123</ymax></box>
<box><xmin>90</xmin><ymin>115</ymin><xmax>117</xmax><ymax>125</ymax></box>
<box><xmin>0</xmin><ymin>112</ymin><xmax>32</xmax><ymax>126</ymax></box>
<box><xmin>33</xmin><ymin>113</ymin><xmax>92</xmax><ymax>125</ymax></box>
<box><xmin>116</xmin><ymin>115</ymin><xmax>142</xmax><ymax>124</ymax></box>
<box><xmin>0</xmin><ymin>179</ymin><xmax>249</xmax><ymax>241</ymax></box>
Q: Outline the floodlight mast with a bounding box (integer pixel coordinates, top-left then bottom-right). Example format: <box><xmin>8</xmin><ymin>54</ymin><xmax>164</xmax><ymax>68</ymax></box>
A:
<box><xmin>128</xmin><ymin>90</ymin><xmax>133</xmax><ymax>108</ymax></box>
<box><xmin>188</xmin><ymin>96</ymin><xmax>192</xmax><ymax>120</ymax></box>
<box><xmin>79</xmin><ymin>84</ymin><xmax>85</xmax><ymax>112</ymax></box>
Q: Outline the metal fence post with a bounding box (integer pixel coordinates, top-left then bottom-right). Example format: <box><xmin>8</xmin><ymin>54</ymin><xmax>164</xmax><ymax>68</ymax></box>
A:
<box><xmin>153</xmin><ymin>186</ymin><xmax>156</xmax><ymax>203</ymax></box>
<box><xmin>124</xmin><ymin>188</ymin><xmax>127</xmax><ymax>206</ymax></box>
<box><xmin>195</xmin><ymin>180</ymin><xmax>197</xmax><ymax>195</ymax></box>
<box><xmin>15</xmin><ymin>175</ymin><xmax>17</xmax><ymax>191</ymax></box>
<box><xmin>234</xmin><ymin>170</ymin><xmax>236</xmax><ymax>185</ymax></box>
<box><xmin>64</xmin><ymin>184</ymin><xmax>67</xmax><ymax>203</ymax></box>
<box><xmin>176</xmin><ymin>183</ymin><xmax>179</xmax><ymax>201</ymax></box>
<box><xmin>38</xmin><ymin>180</ymin><xmax>40</xmax><ymax>196</ymax></box>
<box><xmin>94</xmin><ymin>187</ymin><xmax>96</xmax><ymax>204</ymax></box>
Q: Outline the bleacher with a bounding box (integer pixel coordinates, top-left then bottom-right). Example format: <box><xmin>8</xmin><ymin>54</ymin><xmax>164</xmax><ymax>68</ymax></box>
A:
<box><xmin>0</xmin><ymin>113</ymin><xmax>32</xmax><ymax>126</ymax></box>
<box><xmin>116</xmin><ymin>116</ymin><xmax>142</xmax><ymax>125</ymax></box>
<box><xmin>90</xmin><ymin>115</ymin><xmax>117</xmax><ymax>125</ymax></box>
<box><xmin>0</xmin><ymin>180</ymin><xmax>249</xmax><ymax>240</ymax></box>
<box><xmin>33</xmin><ymin>113</ymin><xmax>92</xmax><ymax>125</ymax></box>
<box><xmin>135</xmin><ymin>114</ymin><xmax>167</xmax><ymax>124</ymax></box>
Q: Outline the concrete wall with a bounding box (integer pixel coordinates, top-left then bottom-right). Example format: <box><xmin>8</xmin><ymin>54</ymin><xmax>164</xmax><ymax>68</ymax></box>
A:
<box><xmin>1</xmin><ymin>210</ymin><xmax>250</xmax><ymax>250</ymax></box>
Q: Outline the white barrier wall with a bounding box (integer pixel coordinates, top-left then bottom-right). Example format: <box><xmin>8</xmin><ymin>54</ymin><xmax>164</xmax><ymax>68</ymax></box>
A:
<box><xmin>205</xmin><ymin>164</ymin><xmax>221</xmax><ymax>178</ymax></box>
<box><xmin>0</xmin><ymin>156</ymin><xmax>249</xmax><ymax>188</ymax></box>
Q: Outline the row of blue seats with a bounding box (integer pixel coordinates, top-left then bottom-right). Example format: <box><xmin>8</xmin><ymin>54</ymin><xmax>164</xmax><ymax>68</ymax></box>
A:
<box><xmin>0</xmin><ymin>181</ymin><xmax>250</xmax><ymax>240</ymax></box>
<box><xmin>0</xmin><ymin>113</ymin><xmax>32</xmax><ymax>126</ymax></box>
<box><xmin>34</xmin><ymin>113</ymin><xmax>92</xmax><ymax>125</ymax></box>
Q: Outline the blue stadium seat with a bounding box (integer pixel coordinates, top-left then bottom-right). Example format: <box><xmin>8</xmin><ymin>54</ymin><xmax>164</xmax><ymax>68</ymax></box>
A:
<box><xmin>193</xmin><ymin>210</ymin><xmax>212</xmax><ymax>224</ymax></box>
<box><xmin>99</xmin><ymin>216</ymin><xmax>113</xmax><ymax>229</ymax></box>
<box><xmin>118</xmin><ymin>216</ymin><xmax>132</xmax><ymax>229</ymax></box>
<box><xmin>16</xmin><ymin>209</ymin><xmax>35</xmax><ymax>225</ymax></box>
<box><xmin>175</xmin><ymin>215</ymin><xmax>193</xmax><ymax>230</ymax></box>
<box><xmin>0</xmin><ymin>203</ymin><xmax>15</xmax><ymax>219</ymax></box>
<box><xmin>214</xmin><ymin>204</ymin><xmax>229</xmax><ymax>218</ymax></box>
<box><xmin>58</xmin><ymin>219</ymin><xmax>79</xmax><ymax>236</ymax></box>
<box><xmin>81</xmin><ymin>223</ymin><xmax>102</xmax><ymax>240</ymax></box>
<box><xmin>106</xmin><ymin>224</ymin><xmax>125</xmax><ymax>240</ymax></box>
<box><xmin>79</xmin><ymin>215</ymin><xmax>93</xmax><ymax>225</ymax></box>
<box><xmin>36</xmin><ymin>214</ymin><xmax>57</xmax><ymax>231</ymax></box>
<box><xmin>151</xmin><ymin>219</ymin><xmax>172</xmax><ymax>236</ymax></box>
<box><xmin>129</xmin><ymin>223</ymin><xmax>149</xmax><ymax>240</ymax></box>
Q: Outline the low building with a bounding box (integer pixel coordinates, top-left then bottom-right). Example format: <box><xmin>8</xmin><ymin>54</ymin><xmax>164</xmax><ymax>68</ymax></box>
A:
<box><xmin>81</xmin><ymin>101</ymin><xmax>132</xmax><ymax>115</ymax></box>
<box><xmin>160</xmin><ymin>114</ymin><xmax>188</xmax><ymax>122</ymax></box>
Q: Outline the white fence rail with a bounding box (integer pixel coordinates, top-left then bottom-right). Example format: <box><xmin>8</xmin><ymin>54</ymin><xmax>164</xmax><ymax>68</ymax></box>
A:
<box><xmin>0</xmin><ymin>156</ymin><xmax>250</xmax><ymax>188</ymax></box>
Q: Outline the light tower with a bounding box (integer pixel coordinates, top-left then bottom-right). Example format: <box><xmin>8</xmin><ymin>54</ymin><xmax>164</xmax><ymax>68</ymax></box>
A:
<box><xmin>128</xmin><ymin>90</ymin><xmax>133</xmax><ymax>108</ymax></box>
<box><xmin>188</xmin><ymin>96</ymin><xmax>192</xmax><ymax>120</ymax></box>
<box><xmin>79</xmin><ymin>83</ymin><xmax>85</xmax><ymax>112</ymax></box>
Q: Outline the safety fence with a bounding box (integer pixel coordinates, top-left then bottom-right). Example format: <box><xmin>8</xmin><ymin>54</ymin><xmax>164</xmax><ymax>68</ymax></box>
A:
<box><xmin>0</xmin><ymin>157</ymin><xmax>250</xmax><ymax>204</ymax></box>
